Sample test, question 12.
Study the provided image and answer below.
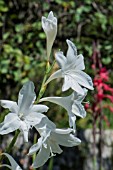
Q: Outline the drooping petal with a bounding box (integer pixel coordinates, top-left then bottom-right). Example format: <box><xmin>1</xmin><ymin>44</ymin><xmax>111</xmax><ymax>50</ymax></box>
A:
<box><xmin>62</xmin><ymin>75</ymin><xmax>71</xmax><ymax>91</ymax></box>
<box><xmin>72</xmin><ymin>70</ymin><xmax>94</xmax><ymax>90</ymax></box>
<box><xmin>18</xmin><ymin>81</ymin><xmax>36</xmax><ymax>116</ymax></box>
<box><xmin>72</xmin><ymin>102</ymin><xmax>86</xmax><ymax>118</ymax></box>
<box><xmin>45</xmin><ymin>69</ymin><xmax>62</xmax><ymax>85</ymax></box>
<box><xmin>0</xmin><ymin>113</ymin><xmax>20</xmax><ymax>135</ymax></box>
<box><xmin>63</xmin><ymin>75</ymin><xmax>85</xmax><ymax>95</ymax></box>
<box><xmin>51</xmin><ymin>129</ymin><xmax>81</xmax><ymax>147</ymax></box>
<box><xmin>74</xmin><ymin>88</ymin><xmax>88</xmax><ymax>102</ymax></box>
<box><xmin>49</xmin><ymin>140</ymin><xmax>62</xmax><ymax>154</ymax></box>
<box><xmin>28</xmin><ymin>137</ymin><xmax>43</xmax><ymax>155</ymax></box>
<box><xmin>19</xmin><ymin>120</ymin><xmax>29</xmax><ymax>142</ymax></box>
<box><xmin>72</xmin><ymin>88</ymin><xmax>88</xmax><ymax>118</ymax></box>
<box><xmin>55</xmin><ymin>51</ymin><xmax>67</xmax><ymax>69</ymax></box>
<box><xmin>69</xmin><ymin>114</ymin><xmax>76</xmax><ymax>130</ymax></box>
<box><xmin>2</xmin><ymin>153</ymin><xmax>22</xmax><ymax>170</ymax></box>
<box><xmin>32</xmin><ymin>145</ymin><xmax>50</xmax><ymax>168</ymax></box>
<box><xmin>0</xmin><ymin>100</ymin><xmax>18</xmax><ymax>113</ymax></box>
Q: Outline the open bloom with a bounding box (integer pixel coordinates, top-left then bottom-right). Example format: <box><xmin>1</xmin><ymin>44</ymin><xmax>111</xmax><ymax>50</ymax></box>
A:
<box><xmin>0</xmin><ymin>81</ymin><xmax>49</xmax><ymax>142</ymax></box>
<box><xmin>46</xmin><ymin>40</ymin><xmax>93</xmax><ymax>95</ymax></box>
<box><xmin>28</xmin><ymin>125</ymin><xmax>81</xmax><ymax>168</ymax></box>
<box><xmin>42</xmin><ymin>11</ymin><xmax>57</xmax><ymax>59</ymax></box>
<box><xmin>40</xmin><ymin>88</ymin><xmax>88</xmax><ymax>130</ymax></box>
<box><xmin>0</xmin><ymin>153</ymin><xmax>22</xmax><ymax>170</ymax></box>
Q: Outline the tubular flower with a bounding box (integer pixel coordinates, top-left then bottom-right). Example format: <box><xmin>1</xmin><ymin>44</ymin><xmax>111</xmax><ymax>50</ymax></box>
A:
<box><xmin>28</xmin><ymin>125</ymin><xmax>81</xmax><ymax>168</ymax></box>
<box><xmin>40</xmin><ymin>88</ymin><xmax>88</xmax><ymax>130</ymax></box>
<box><xmin>0</xmin><ymin>81</ymin><xmax>49</xmax><ymax>142</ymax></box>
<box><xmin>46</xmin><ymin>40</ymin><xmax>94</xmax><ymax>95</ymax></box>
<box><xmin>42</xmin><ymin>11</ymin><xmax>57</xmax><ymax>59</ymax></box>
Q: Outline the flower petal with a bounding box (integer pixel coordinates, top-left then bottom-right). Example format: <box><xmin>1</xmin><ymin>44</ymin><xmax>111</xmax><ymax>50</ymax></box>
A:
<box><xmin>0</xmin><ymin>113</ymin><xmax>20</xmax><ymax>135</ymax></box>
<box><xmin>45</xmin><ymin>69</ymin><xmax>62</xmax><ymax>85</ymax></box>
<box><xmin>18</xmin><ymin>81</ymin><xmax>36</xmax><ymax>116</ymax></box>
<box><xmin>28</xmin><ymin>137</ymin><xmax>43</xmax><ymax>155</ymax></box>
<box><xmin>72</xmin><ymin>70</ymin><xmax>94</xmax><ymax>90</ymax></box>
<box><xmin>49</xmin><ymin>140</ymin><xmax>62</xmax><ymax>154</ymax></box>
<box><xmin>42</xmin><ymin>11</ymin><xmax>57</xmax><ymax>59</ymax></box>
<box><xmin>35</xmin><ymin>116</ymin><xmax>56</xmax><ymax>130</ymax></box>
<box><xmin>51</xmin><ymin>129</ymin><xmax>81</xmax><ymax>147</ymax></box>
<box><xmin>31</xmin><ymin>104</ymin><xmax>49</xmax><ymax>113</ymax></box>
<box><xmin>66</xmin><ymin>39</ymin><xmax>77</xmax><ymax>62</ymax></box>
<box><xmin>55</xmin><ymin>51</ymin><xmax>67</xmax><ymax>69</ymax></box>
<box><xmin>19</xmin><ymin>121</ymin><xmax>29</xmax><ymax>142</ymax></box>
<box><xmin>2</xmin><ymin>153</ymin><xmax>22</xmax><ymax>170</ymax></box>
<box><xmin>0</xmin><ymin>100</ymin><xmax>18</xmax><ymax>113</ymax></box>
<box><xmin>75</xmin><ymin>54</ymin><xmax>85</xmax><ymax>70</ymax></box>
<box><xmin>32</xmin><ymin>145</ymin><xmax>50</xmax><ymax>168</ymax></box>
<box><xmin>25</xmin><ymin>112</ymin><xmax>46</xmax><ymax>127</ymax></box>
<box><xmin>63</xmin><ymin>75</ymin><xmax>85</xmax><ymax>94</ymax></box>
<box><xmin>72</xmin><ymin>102</ymin><xmax>86</xmax><ymax>118</ymax></box>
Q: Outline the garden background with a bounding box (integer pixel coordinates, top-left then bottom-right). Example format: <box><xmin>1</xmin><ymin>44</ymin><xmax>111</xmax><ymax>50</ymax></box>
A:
<box><xmin>0</xmin><ymin>0</ymin><xmax>113</xmax><ymax>170</ymax></box>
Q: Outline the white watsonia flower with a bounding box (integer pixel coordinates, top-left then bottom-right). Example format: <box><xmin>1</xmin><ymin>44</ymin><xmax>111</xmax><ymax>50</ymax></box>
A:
<box><xmin>0</xmin><ymin>81</ymin><xmax>49</xmax><ymax>142</ymax></box>
<box><xmin>0</xmin><ymin>153</ymin><xmax>22</xmax><ymax>170</ymax></box>
<box><xmin>42</xmin><ymin>11</ymin><xmax>57</xmax><ymax>59</ymax></box>
<box><xmin>28</xmin><ymin>125</ymin><xmax>81</xmax><ymax>168</ymax></box>
<box><xmin>46</xmin><ymin>40</ymin><xmax>94</xmax><ymax>95</ymax></box>
<box><xmin>40</xmin><ymin>88</ymin><xmax>88</xmax><ymax>130</ymax></box>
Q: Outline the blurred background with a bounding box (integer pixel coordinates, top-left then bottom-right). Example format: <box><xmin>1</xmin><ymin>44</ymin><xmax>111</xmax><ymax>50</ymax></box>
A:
<box><xmin>0</xmin><ymin>0</ymin><xmax>113</xmax><ymax>170</ymax></box>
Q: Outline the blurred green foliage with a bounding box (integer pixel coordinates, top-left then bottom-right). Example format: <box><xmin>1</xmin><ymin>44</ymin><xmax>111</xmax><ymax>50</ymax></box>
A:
<box><xmin>0</xmin><ymin>0</ymin><xmax>113</xmax><ymax>128</ymax></box>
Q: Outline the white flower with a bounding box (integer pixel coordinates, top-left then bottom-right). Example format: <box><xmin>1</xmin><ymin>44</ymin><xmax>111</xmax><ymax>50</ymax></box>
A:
<box><xmin>42</xmin><ymin>11</ymin><xmax>57</xmax><ymax>59</ymax></box>
<box><xmin>46</xmin><ymin>40</ymin><xmax>94</xmax><ymax>95</ymax></box>
<box><xmin>0</xmin><ymin>81</ymin><xmax>49</xmax><ymax>142</ymax></box>
<box><xmin>28</xmin><ymin>126</ymin><xmax>81</xmax><ymax>168</ymax></box>
<box><xmin>0</xmin><ymin>153</ymin><xmax>22</xmax><ymax>170</ymax></box>
<box><xmin>40</xmin><ymin>88</ymin><xmax>88</xmax><ymax>130</ymax></box>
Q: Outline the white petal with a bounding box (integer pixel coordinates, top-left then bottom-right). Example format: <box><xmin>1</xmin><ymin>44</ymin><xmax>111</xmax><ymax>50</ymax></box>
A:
<box><xmin>19</xmin><ymin>121</ymin><xmax>29</xmax><ymax>142</ymax></box>
<box><xmin>69</xmin><ymin>114</ymin><xmax>76</xmax><ymax>130</ymax></box>
<box><xmin>45</xmin><ymin>69</ymin><xmax>62</xmax><ymax>85</ymax></box>
<box><xmin>49</xmin><ymin>140</ymin><xmax>62</xmax><ymax>154</ymax></box>
<box><xmin>18</xmin><ymin>81</ymin><xmax>36</xmax><ymax>116</ymax></box>
<box><xmin>66</xmin><ymin>39</ymin><xmax>77</xmax><ymax>62</ymax></box>
<box><xmin>51</xmin><ymin>129</ymin><xmax>81</xmax><ymax>147</ymax></box>
<box><xmin>31</xmin><ymin>104</ymin><xmax>49</xmax><ymax>113</ymax></box>
<box><xmin>0</xmin><ymin>100</ymin><xmax>18</xmax><ymax>113</ymax></box>
<box><xmin>55</xmin><ymin>51</ymin><xmax>67</xmax><ymax>68</ymax></box>
<box><xmin>25</xmin><ymin>112</ymin><xmax>45</xmax><ymax>127</ymax></box>
<box><xmin>42</xmin><ymin>12</ymin><xmax>57</xmax><ymax>59</ymax></box>
<box><xmin>72</xmin><ymin>102</ymin><xmax>86</xmax><ymax>118</ymax></box>
<box><xmin>72</xmin><ymin>70</ymin><xmax>94</xmax><ymax>90</ymax></box>
<box><xmin>2</xmin><ymin>153</ymin><xmax>22</xmax><ymax>170</ymax></box>
<box><xmin>32</xmin><ymin>145</ymin><xmax>50</xmax><ymax>168</ymax></box>
<box><xmin>0</xmin><ymin>113</ymin><xmax>20</xmax><ymax>134</ymax></box>
<box><xmin>74</xmin><ymin>88</ymin><xmax>88</xmax><ymax>102</ymax></box>
<box><xmin>75</xmin><ymin>54</ymin><xmax>85</xmax><ymax>70</ymax></box>
<box><xmin>62</xmin><ymin>75</ymin><xmax>71</xmax><ymax>91</ymax></box>
<box><xmin>35</xmin><ymin>116</ymin><xmax>56</xmax><ymax>130</ymax></box>
<box><xmin>28</xmin><ymin>137</ymin><xmax>43</xmax><ymax>155</ymax></box>
<box><xmin>64</xmin><ymin>75</ymin><xmax>85</xmax><ymax>95</ymax></box>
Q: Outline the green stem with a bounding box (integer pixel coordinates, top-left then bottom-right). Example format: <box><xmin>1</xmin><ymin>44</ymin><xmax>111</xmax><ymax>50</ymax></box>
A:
<box><xmin>6</xmin><ymin>130</ymin><xmax>20</xmax><ymax>153</ymax></box>
<box><xmin>32</xmin><ymin>133</ymin><xmax>37</xmax><ymax>170</ymax></box>
<box><xmin>36</xmin><ymin>60</ymin><xmax>55</xmax><ymax>103</ymax></box>
<box><xmin>0</xmin><ymin>130</ymin><xmax>20</xmax><ymax>165</ymax></box>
